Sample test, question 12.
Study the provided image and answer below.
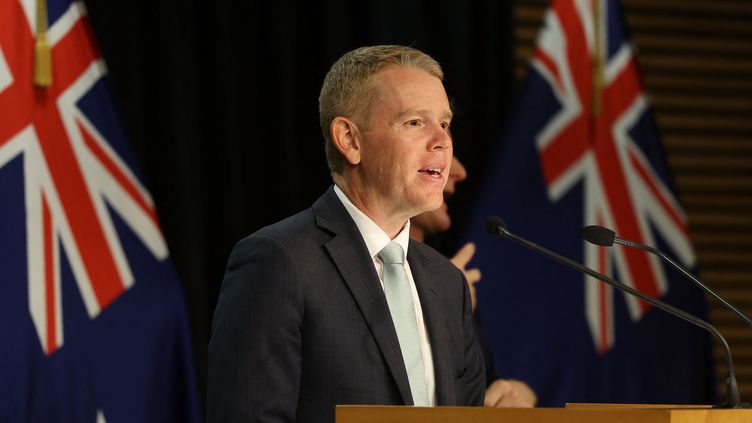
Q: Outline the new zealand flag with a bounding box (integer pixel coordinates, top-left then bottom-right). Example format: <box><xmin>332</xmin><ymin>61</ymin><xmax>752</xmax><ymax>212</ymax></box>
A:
<box><xmin>0</xmin><ymin>0</ymin><xmax>200</xmax><ymax>421</ymax></box>
<box><xmin>463</xmin><ymin>0</ymin><xmax>715</xmax><ymax>406</ymax></box>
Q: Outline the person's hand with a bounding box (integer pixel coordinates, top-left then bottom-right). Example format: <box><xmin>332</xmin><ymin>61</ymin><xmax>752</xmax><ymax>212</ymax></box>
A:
<box><xmin>449</xmin><ymin>242</ymin><xmax>481</xmax><ymax>310</ymax></box>
<box><xmin>483</xmin><ymin>379</ymin><xmax>537</xmax><ymax>408</ymax></box>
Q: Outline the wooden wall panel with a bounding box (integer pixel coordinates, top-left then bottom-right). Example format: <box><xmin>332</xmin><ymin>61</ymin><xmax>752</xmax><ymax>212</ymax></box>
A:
<box><xmin>513</xmin><ymin>0</ymin><xmax>752</xmax><ymax>400</ymax></box>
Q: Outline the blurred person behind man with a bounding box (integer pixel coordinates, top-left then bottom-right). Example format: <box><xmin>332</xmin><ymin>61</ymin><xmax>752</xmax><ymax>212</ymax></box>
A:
<box><xmin>410</xmin><ymin>156</ymin><xmax>537</xmax><ymax>408</ymax></box>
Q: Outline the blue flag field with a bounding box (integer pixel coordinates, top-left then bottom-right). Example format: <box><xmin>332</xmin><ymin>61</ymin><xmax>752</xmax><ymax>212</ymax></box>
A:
<box><xmin>0</xmin><ymin>0</ymin><xmax>200</xmax><ymax>421</ymax></box>
<box><xmin>463</xmin><ymin>0</ymin><xmax>715</xmax><ymax>406</ymax></box>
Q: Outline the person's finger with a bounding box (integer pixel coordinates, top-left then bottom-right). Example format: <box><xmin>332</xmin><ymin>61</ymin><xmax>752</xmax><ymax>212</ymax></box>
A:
<box><xmin>488</xmin><ymin>380</ymin><xmax>537</xmax><ymax>408</ymax></box>
<box><xmin>450</xmin><ymin>242</ymin><xmax>476</xmax><ymax>268</ymax></box>
<box><xmin>483</xmin><ymin>379</ymin><xmax>509</xmax><ymax>407</ymax></box>
<box><xmin>464</xmin><ymin>268</ymin><xmax>481</xmax><ymax>285</ymax></box>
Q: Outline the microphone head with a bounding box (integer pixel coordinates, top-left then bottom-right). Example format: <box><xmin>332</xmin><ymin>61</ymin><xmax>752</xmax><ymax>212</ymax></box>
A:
<box><xmin>582</xmin><ymin>225</ymin><xmax>616</xmax><ymax>246</ymax></box>
<box><xmin>485</xmin><ymin>216</ymin><xmax>507</xmax><ymax>235</ymax></box>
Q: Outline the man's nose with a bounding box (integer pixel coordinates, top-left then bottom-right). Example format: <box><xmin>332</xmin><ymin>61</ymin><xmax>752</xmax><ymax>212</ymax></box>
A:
<box><xmin>429</xmin><ymin>124</ymin><xmax>452</xmax><ymax>150</ymax></box>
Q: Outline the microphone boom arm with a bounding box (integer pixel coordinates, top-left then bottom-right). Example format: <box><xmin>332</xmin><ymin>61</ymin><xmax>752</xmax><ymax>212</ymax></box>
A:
<box><xmin>488</xmin><ymin>221</ymin><xmax>742</xmax><ymax>407</ymax></box>
<box><xmin>614</xmin><ymin>236</ymin><xmax>752</xmax><ymax>328</ymax></box>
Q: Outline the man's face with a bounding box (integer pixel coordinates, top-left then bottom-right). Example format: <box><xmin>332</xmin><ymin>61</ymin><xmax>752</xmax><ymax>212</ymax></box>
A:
<box><xmin>356</xmin><ymin>66</ymin><xmax>453</xmax><ymax>220</ymax></box>
<box><xmin>411</xmin><ymin>156</ymin><xmax>467</xmax><ymax>236</ymax></box>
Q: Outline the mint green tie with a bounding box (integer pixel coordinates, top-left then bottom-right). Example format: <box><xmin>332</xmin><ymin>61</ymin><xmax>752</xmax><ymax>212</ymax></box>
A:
<box><xmin>378</xmin><ymin>242</ymin><xmax>429</xmax><ymax>406</ymax></box>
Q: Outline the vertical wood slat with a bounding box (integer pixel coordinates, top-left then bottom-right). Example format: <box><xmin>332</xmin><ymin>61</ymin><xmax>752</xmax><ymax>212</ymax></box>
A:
<box><xmin>514</xmin><ymin>0</ymin><xmax>752</xmax><ymax>401</ymax></box>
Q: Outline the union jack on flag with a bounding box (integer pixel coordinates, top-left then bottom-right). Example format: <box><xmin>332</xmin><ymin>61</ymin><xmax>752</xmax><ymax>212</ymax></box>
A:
<box><xmin>464</xmin><ymin>0</ymin><xmax>714</xmax><ymax>406</ymax></box>
<box><xmin>0</xmin><ymin>0</ymin><xmax>199</xmax><ymax>421</ymax></box>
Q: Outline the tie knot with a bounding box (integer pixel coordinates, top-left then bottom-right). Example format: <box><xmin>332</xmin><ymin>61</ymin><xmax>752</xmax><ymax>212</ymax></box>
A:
<box><xmin>378</xmin><ymin>241</ymin><xmax>405</xmax><ymax>265</ymax></box>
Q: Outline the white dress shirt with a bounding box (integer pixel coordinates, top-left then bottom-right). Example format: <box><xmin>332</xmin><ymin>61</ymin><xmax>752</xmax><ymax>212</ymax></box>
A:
<box><xmin>333</xmin><ymin>185</ymin><xmax>436</xmax><ymax>406</ymax></box>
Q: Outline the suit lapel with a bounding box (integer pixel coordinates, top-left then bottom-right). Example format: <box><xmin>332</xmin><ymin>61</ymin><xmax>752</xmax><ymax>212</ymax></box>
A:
<box><xmin>408</xmin><ymin>242</ymin><xmax>456</xmax><ymax>405</ymax></box>
<box><xmin>313</xmin><ymin>187</ymin><xmax>414</xmax><ymax>404</ymax></box>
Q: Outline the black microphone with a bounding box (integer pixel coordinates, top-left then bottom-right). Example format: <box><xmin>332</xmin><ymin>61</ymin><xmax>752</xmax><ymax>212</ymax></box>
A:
<box><xmin>485</xmin><ymin>216</ymin><xmax>743</xmax><ymax>408</ymax></box>
<box><xmin>582</xmin><ymin>224</ymin><xmax>752</xmax><ymax>327</ymax></box>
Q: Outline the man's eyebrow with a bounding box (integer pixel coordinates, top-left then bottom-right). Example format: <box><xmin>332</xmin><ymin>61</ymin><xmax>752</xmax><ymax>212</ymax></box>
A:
<box><xmin>392</xmin><ymin>109</ymin><xmax>454</xmax><ymax>121</ymax></box>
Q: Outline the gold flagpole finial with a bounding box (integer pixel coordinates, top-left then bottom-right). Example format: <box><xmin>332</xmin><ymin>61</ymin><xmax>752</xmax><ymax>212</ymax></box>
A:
<box><xmin>34</xmin><ymin>0</ymin><xmax>53</xmax><ymax>87</ymax></box>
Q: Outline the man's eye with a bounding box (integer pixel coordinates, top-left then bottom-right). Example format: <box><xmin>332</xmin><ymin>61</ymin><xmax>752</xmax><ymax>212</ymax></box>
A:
<box><xmin>441</xmin><ymin>121</ymin><xmax>451</xmax><ymax>130</ymax></box>
<box><xmin>407</xmin><ymin>119</ymin><xmax>421</xmax><ymax>126</ymax></box>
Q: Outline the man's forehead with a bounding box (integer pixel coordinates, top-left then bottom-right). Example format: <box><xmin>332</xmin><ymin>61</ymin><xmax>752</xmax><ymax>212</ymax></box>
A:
<box><xmin>366</xmin><ymin>67</ymin><xmax>451</xmax><ymax>119</ymax></box>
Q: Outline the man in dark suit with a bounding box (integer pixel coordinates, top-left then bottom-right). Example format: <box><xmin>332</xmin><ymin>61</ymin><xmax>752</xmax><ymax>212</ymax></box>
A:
<box><xmin>207</xmin><ymin>45</ymin><xmax>485</xmax><ymax>423</ymax></box>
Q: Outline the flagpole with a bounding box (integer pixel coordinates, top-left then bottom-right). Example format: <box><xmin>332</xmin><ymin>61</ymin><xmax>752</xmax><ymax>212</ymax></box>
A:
<box><xmin>34</xmin><ymin>0</ymin><xmax>53</xmax><ymax>87</ymax></box>
<box><xmin>592</xmin><ymin>0</ymin><xmax>603</xmax><ymax>116</ymax></box>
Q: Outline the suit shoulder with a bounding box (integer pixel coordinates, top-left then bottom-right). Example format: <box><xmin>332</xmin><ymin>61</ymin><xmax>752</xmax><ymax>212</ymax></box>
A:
<box><xmin>238</xmin><ymin>208</ymin><xmax>319</xmax><ymax>249</ymax></box>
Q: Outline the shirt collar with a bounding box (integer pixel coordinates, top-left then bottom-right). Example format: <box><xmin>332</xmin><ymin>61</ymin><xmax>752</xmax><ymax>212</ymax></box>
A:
<box><xmin>333</xmin><ymin>185</ymin><xmax>411</xmax><ymax>261</ymax></box>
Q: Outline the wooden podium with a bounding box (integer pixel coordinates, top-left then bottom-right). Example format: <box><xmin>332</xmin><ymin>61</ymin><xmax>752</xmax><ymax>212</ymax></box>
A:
<box><xmin>336</xmin><ymin>403</ymin><xmax>750</xmax><ymax>423</ymax></box>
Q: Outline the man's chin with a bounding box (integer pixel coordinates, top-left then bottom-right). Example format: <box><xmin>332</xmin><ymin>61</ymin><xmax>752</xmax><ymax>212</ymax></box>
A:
<box><xmin>421</xmin><ymin>201</ymin><xmax>445</xmax><ymax>214</ymax></box>
<box><xmin>408</xmin><ymin>193</ymin><xmax>446</xmax><ymax>217</ymax></box>
<box><xmin>430</xmin><ymin>192</ymin><xmax>449</xmax><ymax>209</ymax></box>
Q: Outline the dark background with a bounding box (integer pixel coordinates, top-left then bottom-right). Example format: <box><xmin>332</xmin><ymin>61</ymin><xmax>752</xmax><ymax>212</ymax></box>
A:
<box><xmin>84</xmin><ymin>0</ymin><xmax>517</xmax><ymax>412</ymax></box>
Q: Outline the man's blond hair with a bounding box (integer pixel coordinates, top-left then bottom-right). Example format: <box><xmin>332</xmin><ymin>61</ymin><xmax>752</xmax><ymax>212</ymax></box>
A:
<box><xmin>319</xmin><ymin>45</ymin><xmax>444</xmax><ymax>174</ymax></box>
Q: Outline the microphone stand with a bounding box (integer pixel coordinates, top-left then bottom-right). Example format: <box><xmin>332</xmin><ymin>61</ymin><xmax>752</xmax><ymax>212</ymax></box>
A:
<box><xmin>486</xmin><ymin>217</ymin><xmax>743</xmax><ymax>408</ymax></box>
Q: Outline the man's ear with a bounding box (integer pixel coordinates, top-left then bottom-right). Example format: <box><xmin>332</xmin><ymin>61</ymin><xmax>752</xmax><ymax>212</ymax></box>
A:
<box><xmin>330</xmin><ymin>117</ymin><xmax>361</xmax><ymax>165</ymax></box>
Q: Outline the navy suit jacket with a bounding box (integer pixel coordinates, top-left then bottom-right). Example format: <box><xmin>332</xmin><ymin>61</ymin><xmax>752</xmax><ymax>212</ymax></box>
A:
<box><xmin>207</xmin><ymin>187</ymin><xmax>485</xmax><ymax>422</ymax></box>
